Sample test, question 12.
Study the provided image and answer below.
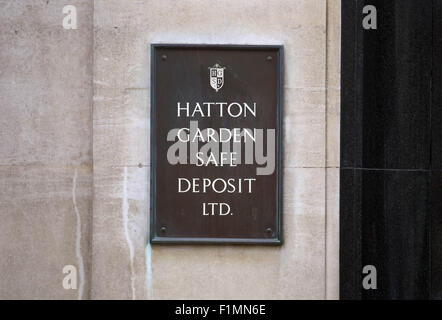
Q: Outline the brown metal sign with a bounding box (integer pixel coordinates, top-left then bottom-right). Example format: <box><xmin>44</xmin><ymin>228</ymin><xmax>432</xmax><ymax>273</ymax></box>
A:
<box><xmin>150</xmin><ymin>44</ymin><xmax>283</xmax><ymax>244</ymax></box>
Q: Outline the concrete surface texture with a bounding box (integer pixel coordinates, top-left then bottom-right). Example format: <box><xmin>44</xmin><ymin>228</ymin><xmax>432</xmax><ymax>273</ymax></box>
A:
<box><xmin>0</xmin><ymin>0</ymin><xmax>93</xmax><ymax>299</ymax></box>
<box><xmin>0</xmin><ymin>0</ymin><xmax>340</xmax><ymax>299</ymax></box>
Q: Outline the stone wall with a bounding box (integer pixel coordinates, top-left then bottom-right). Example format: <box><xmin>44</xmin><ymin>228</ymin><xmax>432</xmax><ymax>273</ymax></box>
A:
<box><xmin>0</xmin><ymin>0</ymin><xmax>93</xmax><ymax>299</ymax></box>
<box><xmin>0</xmin><ymin>0</ymin><xmax>340</xmax><ymax>299</ymax></box>
<box><xmin>91</xmin><ymin>0</ymin><xmax>341</xmax><ymax>300</ymax></box>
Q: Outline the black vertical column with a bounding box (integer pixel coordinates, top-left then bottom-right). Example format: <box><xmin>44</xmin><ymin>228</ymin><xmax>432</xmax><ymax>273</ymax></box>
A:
<box><xmin>431</xmin><ymin>0</ymin><xmax>442</xmax><ymax>300</ymax></box>
<box><xmin>340</xmin><ymin>0</ymin><xmax>433</xmax><ymax>299</ymax></box>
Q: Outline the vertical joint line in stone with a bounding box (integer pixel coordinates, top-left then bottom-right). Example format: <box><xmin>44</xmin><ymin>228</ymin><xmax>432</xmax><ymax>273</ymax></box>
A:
<box><xmin>324</xmin><ymin>0</ymin><xmax>330</xmax><ymax>300</ymax></box>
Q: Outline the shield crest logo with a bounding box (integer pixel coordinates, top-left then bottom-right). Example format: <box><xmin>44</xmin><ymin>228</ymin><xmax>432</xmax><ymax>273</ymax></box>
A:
<box><xmin>209</xmin><ymin>63</ymin><xmax>225</xmax><ymax>92</ymax></box>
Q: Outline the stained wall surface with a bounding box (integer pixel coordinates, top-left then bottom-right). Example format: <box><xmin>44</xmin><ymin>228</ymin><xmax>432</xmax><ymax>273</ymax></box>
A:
<box><xmin>0</xmin><ymin>0</ymin><xmax>93</xmax><ymax>299</ymax></box>
<box><xmin>91</xmin><ymin>0</ymin><xmax>341</xmax><ymax>300</ymax></box>
<box><xmin>0</xmin><ymin>0</ymin><xmax>340</xmax><ymax>300</ymax></box>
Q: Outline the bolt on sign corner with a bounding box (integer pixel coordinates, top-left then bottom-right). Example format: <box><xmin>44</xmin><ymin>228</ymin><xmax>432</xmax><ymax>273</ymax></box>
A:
<box><xmin>150</xmin><ymin>44</ymin><xmax>283</xmax><ymax>244</ymax></box>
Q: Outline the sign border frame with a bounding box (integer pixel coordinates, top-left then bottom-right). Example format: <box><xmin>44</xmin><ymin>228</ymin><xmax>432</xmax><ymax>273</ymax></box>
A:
<box><xmin>150</xmin><ymin>44</ymin><xmax>284</xmax><ymax>245</ymax></box>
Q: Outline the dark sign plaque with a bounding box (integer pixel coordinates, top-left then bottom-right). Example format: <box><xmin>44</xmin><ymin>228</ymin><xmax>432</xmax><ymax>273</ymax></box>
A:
<box><xmin>150</xmin><ymin>44</ymin><xmax>283</xmax><ymax>244</ymax></box>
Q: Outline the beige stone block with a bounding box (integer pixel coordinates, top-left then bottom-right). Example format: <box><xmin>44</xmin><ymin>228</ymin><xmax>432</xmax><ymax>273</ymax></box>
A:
<box><xmin>93</xmin><ymin>88</ymin><xmax>150</xmax><ymax>124</ymax></box>
<box><xmin>152</xmin><ymin>246</ymin><xmax>281</xmax><ymax>300</ymax></box>
<box><xmin>277</xmin><ymin>167</ymin><xmax>325</xmax><ymax>299</ymax></box>
<box><xmin>91</xmin><ymin>166</ymin><xmax>149</xmax><ymax>300</ymax></box>
<box><xmin>0</xmin><ymin>1</ymin><xmax>93</xmax><ymax>89</ymax></box>
<box><xmin>326</xmin><ymin>167</ymin><xmax>339</xmax><ymax>299</ymax></box>
<box><xmin>327</xmin><ymin>0</ymin><xmax>341</xmax><ymax>89</ymax></box>
<box><xmin>93</xmin><ymin>88</ymin><xmax>150</xmax><ymax>167</ymax></box>
<box><xmin>284</xmin><ymin>30</ymin><xmax>326</xmax><ymax>90</ymax></box>
<box><xmin>0</xmin><ymin>165</ymin><xmax>92</xmax><ymax>299</ymax></box>
<box><xmin>95</xmin><ymin>0</ymin><xmax>326</xmax><ymax>33</ymax></box>
<box><xmin>326</xmin><ymin>0</ymin><xmax>341</xmax><ymax>169</ymax></box>
<box><xmin>94</xmin><ymin>28</ymin><xmax>149</xmax><ymax>90</ymax></box>
<box><xmin>325</xmin><ymin>59</ymin><xmax>341</xmax><ymax>296</ymax></box>
<box><xmin>284</xmin><ymin>88</ymin><xmax>326</xmax><ymax>115</ymax></box>
<box><xmin>326</xmin><ymin>88</ymin><xmax>340</xmax><ymax>168</ymax></box>
<box><xmin>93</xmin><ymin>0</ymin><xmax>326</xmax><ymax>89</ymax></box>
<box><xmin>0</xmin><ymin>0</ymin><xmax>92</xmax><ymax>30</ymax></box>
<box><xmin>326</xmin><ymin>9</ymin><xmax>341</xmax><ymax>292</ymax></box>
<box><xmin>283</xmin><ymin>89</ymin><xmax>326</xmax><ymax>168</ymax></box>
<box><xmin>0</xmin><ymin>85</ymin><xmax>92</xmax><ymax>166</ymax></box>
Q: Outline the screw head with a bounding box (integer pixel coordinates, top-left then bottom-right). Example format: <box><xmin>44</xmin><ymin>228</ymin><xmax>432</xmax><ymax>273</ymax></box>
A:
<box><xmin>265</xmin><ymin>228</ymin><xmax>273</xmax><ymax>236</ymax></box>
<box><xmin>160</xmin><ymin>226</ymin><xmax>167</xmax><ymax>233</ymax></box>
<box><xmin>161</xmin><ymin>54</ymin><xmax>167</xmax><ymax>61</ymax></box>
<box><xmin>266</xmin><ymin>55</ymin><xmax>273</xmax><ymax>61</ymax></box>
